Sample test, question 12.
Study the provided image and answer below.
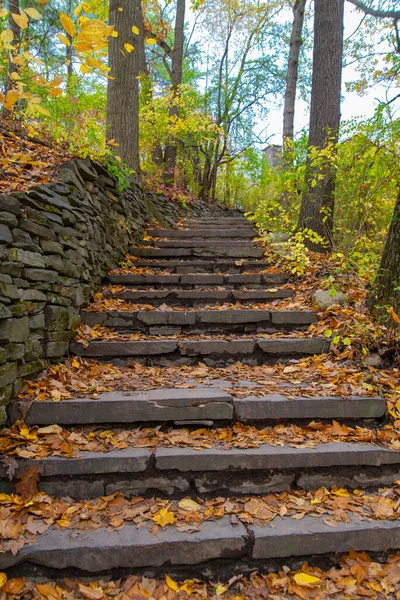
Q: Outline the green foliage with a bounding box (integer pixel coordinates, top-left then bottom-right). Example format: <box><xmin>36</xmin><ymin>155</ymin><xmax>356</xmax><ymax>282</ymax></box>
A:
<box><xmin>247</xmin><ymin>107</ymin><xmax>400</xmax><ymax>277</ymax></box>
<box><xmin>28</xmin><ymin>75</ymin><xmax>107</xmax><ymax>156</ymax></box>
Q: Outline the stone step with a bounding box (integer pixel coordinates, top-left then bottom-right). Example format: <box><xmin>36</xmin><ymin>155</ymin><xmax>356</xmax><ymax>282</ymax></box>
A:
<box><xmin>150</xmin><ymin>240</ymin><xmax>256</xmax><ymax>248</ymax></box>
<box><xmin>107</xmin><ymin>273</ymin><xmax>288</xmax><ymax>287</ymax></box>
<box><xmin>70</xmin><ymin>336</ymin><xmax>330</xmax><ymax>365</ymax></box>
<box><xmin>82</xmin><ymin>309</ymin><xmax>316</xmax><ymax>335</ymax></box>
<box><xmin>149</xmin><ymin>228</ymin><xmax>255</xmax><ymax>239</ymax></box>
<box><xmin>106</xmin><ymin>288</ymin><xmax>294</xmax><ymax>306</ymax></box>
<box><xmin>129</xmin><ymin>260</ymin><xmax>274</xmax><ymax>273</ymax></box>
<box><xmin>1</xmin><ymin>441</ymin><xmax>399</xmax><ymax>499</ymax></box>
<box><xmin>2</xmin><ymin>513</ymin><xmax>400</xmax><ymax>577</ymax></box>
<box><xmin>130</xmin><ymin>247</ymin><xmax>264</xmax><ymax>259</ymax></box>
<box><xmin>11</xmin><ymin>387</ymin><xmax>385</xmax><ymax>426</ymax></box>
<box><xmin>182</xmin><ymin>218</ymin><xmax>253</xmax><ymax>226</ymax></box>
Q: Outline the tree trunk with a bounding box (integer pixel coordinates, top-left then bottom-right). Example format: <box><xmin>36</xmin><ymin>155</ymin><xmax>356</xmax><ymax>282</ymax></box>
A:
<box><xmin>2</xmin><ymin>0</ymin><xmax>21</xmax><ymax>117</ymax></box>
<box><xmin>298</xmin><ymin>0</ymin><xmax>344</xmax><ymax>252</ymax></box>
<box><xmin>369</xmin><ymin>186</ymin><xmax>400</xmax><ymax>314</ymax></box>
<box><xmin>107</xmin><ymin>0</ymin><xmax>143</xmax><ymax>174</ymax></box>
<box><xmin>282</xmin><ymin>0</ymin><xmax>306</xmax><ymax>152</ymax></box>
<box><xmin>163</xmin><ymin>0</ymin><xmax>185</xmax><ymax>185</ymax></box>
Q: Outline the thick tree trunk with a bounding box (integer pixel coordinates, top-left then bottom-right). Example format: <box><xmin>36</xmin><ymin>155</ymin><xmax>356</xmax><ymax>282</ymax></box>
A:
<box><xmin>107</xmin><ymin>0</ymin><xmax>142</xmax><ymax>174</ymax></box>
<box><xmin>163</xmin><ymin>0</ymin><xmax>185</xmax><ymax>184</ymax></box>
<box><xmin>298</xmin><ymin>0</ymin><xmax>344</xmax><ymax>252</ymax></box>
<box><xmin>2</xmin><ymin>0</ymin><xmax>21</xmax><ymax>117</ymax></box>
<box><xmin>282</xmin><ymin>0</ymin><xmax>306</xmax><ymax>152</ymax></box>
<box><xmin>369</xmin><ymin>187</ymin><xmax>400</xmax><ymax>314</ymax></box>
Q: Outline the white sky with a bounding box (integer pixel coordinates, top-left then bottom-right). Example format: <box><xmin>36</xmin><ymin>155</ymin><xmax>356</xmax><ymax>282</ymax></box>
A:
<box><xmin>268</xmin><ymin>2</ymin><xmax>400</xmax><ymax>144</ymax></box>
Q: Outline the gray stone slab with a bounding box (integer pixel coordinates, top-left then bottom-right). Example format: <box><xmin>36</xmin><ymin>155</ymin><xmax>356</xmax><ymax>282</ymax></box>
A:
<box><xmin>155</xmin><ymin>443</ymin><xmax>400</xmax><ymax>472</ymax></box>
<box><xmin>106</xmin><ymin>476</ymin><xmax>190</xmax><ymax>496</ymax></box>
<box><xmin>179</xmin><ymin>339</ymin><xmax>255</xmax><ymax>356</ymax></box>
<box><xmin>257</xmin><ymin>338</ymin><xmax>330</xmax><ymax>355</ymax></box>
<box><xmin>233</xmin><ymin>395</ymin><xmax>386</xmax><ymax>421</ymax></box>
<box><xmin>261</xmin><ymin>273</ymin><xmax>288</xmax><ymax>284</ymax></box>
<box><xmin>192</xmin><ymin>247</ymin><xmax>263</xmax><ymax>258</ymax></box>
<box><xmin>131</xmin><ymin>248</ymin><xmax>192</xmax><ymax>257</ymax></box>
<box><xmin>40</xmin><ymin>479</ymin><xmax>105</xmax><ymax>498</ymax></box>
<box><xmin>0</xmin><ymin>517</ymin><xmax>248</xmax><ymax>571</ymax></box>
<box><xmin>149</xmin><ymin>229</ymin><xmax>254</xmax><ymax>238</ymax></box>
<box><xmin>181</xmin><ymin>274</ymin><xmax>224</xmax><ymax>285</ymax></box>
<box><xmin>120</xmin><ymin>291</ymin><xmax>173</xmax><ymax>300</ymax></box>
<box><xmin>70</xmin><ymin>340</ymin><xmax>178</xmax><ymax>356</ymax></box>
<box><xmin>0</xmin><ymin>448</ymin><xmax>150</xmax><ymax>478</ymax></box>
<box><xmin>270</xmin><ymin>310</ymin><xmax>317</xmax><ymax>325</ymax></box>
<box><xmin>175</xmin><ymin>291</ymin><xmax>230</xmax><ymax>301</ymax></box>
<box><xmin>233</xmin><ymin>290</ymin><xmax>293</xmax><ymax>300</ymax></box>
<box><xmin>13</xmin><ymin>388</ymin><xmax>234</xmax><ymax>425</ymax></box>
<box><xmin>137</xmin><ymin>311</ymin><xmax>196</xmax><ymax>325</ymax></box>
<box><xmin>156</xmin><ymin>240</ymin><xmax>255</xmax><ymax>248</ymax></box>
<box><xmin>249</xmin><ymin>515</ymin><xmax>400</xmax><ymax>559</ymax></box>
<box><xmin>197</xmin><ymin>310</ymin><xmax>270</xmax><ymax>324</ymax></box>
<box><xmin>195</xmin><ymin>473</ymin><xmax>294</xmax><ymax>495</ymax></box>
<box><xmin>226</xmin><ymin>274</ymin><xmax>261</xmax><ymax>284</ymax></box>
<box><xmin>108</xmin><ymin>274</ymin><xmax>180</xmax><ymax>285</ymax></box>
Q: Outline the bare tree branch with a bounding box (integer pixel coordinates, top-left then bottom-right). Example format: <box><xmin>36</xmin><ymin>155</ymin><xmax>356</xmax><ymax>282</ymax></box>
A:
<box><xmin>346</xmin><ymin>0</ymin><xmax>400</xmax><ymax>20</ymax></box>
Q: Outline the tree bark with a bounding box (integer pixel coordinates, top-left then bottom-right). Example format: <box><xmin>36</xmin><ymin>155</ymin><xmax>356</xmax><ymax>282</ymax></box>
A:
<box><xmin>163</xmin><ymin>0</ymin><xmax>185</xmax><ymax>184</ymax></box>
<box><xmin>282</xmin><ymin>0</ymin><xmax>306</xmax><ymax>151</ymax></box>
<box><xmin>369</xmin><ymin>186</ymin><xmax>400</xmax><ymax>314</ymax></box>
<box><xmin>298</xmin><ymin>0</ymin><xmax>344</xmax><ymax>252</ymax></box>
<box><xmin>107</xmin><ymin>0</ymin><xmax>143</xmax><ymax>174</ymax></box>
<box><xmin>2</xmin><ymin>0</ymin><xmax>21</xmax><ymax>117</ymax></box>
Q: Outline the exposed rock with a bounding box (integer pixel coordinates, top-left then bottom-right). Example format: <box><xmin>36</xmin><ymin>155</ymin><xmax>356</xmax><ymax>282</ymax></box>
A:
<box><xmin>312</xmin><ymin>289</ymin><xmax>348</xmax><ymax>311</ymax></box>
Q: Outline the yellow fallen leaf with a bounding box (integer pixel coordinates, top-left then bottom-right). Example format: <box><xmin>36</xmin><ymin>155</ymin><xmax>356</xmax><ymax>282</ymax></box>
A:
<box><xmin>293</xmin><ymin>573</ymin><xmax>321</xmax><ymax>587</ymax></box>
<box><xmin>165</xmin><ymin>575</ymin><xmax>179</xmax><ymax>591</ymax></box>
<box><xmin>178</xmin><ymin>498</ymin><xmax>202</xmax><ymax>512</ymax></box>
<box><xmin>331</xmin><ymin>488</ymin><xmax>350</xmax><ymax>497</ymax></box>
<box><xmin>151</xmin><ymin>508</ymin><xmax>176</xmax><ymax>527</ymax></box>
<box><xmin>56</xmin><ymin>518</ymin><xmax>71</xmax><ymax>528</ymax></box>
<box><xmin>110</xmin><ymin>519</ymin><xmax>123</xmax><ymax>527</ymax></box>
<box><xmin>132</xmin><ymin>25</ymin><xmax>139</xmax><ymax>34</ymax></box>
<box><xmin>216</xmin><ymin>583</ymin><xmax>228</xmax><ymax>595</ymax></box>
<box><xmin>0</xmin><ymin>573</ymin><xmax>7</xmax><ymax>590</ymax></box>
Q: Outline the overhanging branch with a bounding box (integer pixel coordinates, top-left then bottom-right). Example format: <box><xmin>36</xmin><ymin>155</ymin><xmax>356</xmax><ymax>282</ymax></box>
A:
<box><xmin>346</xmin><ymin>0</ymin><xmax>400</xmax><ymax>20</ymax></box>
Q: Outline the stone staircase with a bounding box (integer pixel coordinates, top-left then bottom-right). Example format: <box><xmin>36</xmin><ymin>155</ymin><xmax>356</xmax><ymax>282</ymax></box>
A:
<box><xmin>3</xmin><ymin>215</ymin><xmax>400</xmax><ymax>580</ymax></box>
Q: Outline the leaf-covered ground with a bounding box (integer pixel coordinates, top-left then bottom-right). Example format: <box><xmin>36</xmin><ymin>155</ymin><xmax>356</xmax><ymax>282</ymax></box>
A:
<box><xmin>0</xmin><ymin>126</ymin><xmax>70</xmax><ymax>193</ymax></box>
<box><xmin>1</xmin><ymin>549</ymin><xmax>400</xmax><ymax>599</ymax></box>
<box><xmin>1</xmin><ymin>484</ymin><xmax>400</xmax><ymax>555</ymax></box>
<box><xmin>3</xmin><ymin>418</ymin><xmax>400</xmax><ymax>459</ymax></box>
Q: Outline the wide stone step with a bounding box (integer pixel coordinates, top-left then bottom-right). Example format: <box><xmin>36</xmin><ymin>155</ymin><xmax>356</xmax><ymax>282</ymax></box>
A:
<box><xmin>82</xmin><ymin>309</ymin><xmax>316</xmax><ymax>335</ymax></box>
<box><xmin>107</xmin><ymin>273</ymin><xmax>288</xmax><ymax>287</ymax></box>
<box><xmin>11</xmin><ymin>387</ymin><xmax>385</xmax><ymax>426</ymax></box>
<box><xmin>107</xmin><ymin>288</ymin><xmax>293</xmax><ymax>306</ymax></box>
<box><xmin>130</xmin><ymin>246</ymin><xmax>264</xmax><ymax>258</ymax></box>
<box><xmin>2</xmin><ymin>514</ymin><xmax>400</xmax><ymax>577</ymax></box>
<box><xmin>182</xmin><ymin>218</ymin><xmax>253</xmax><ymax>227</ymax></box>
<box><xmin>149</xmin><ymin>228</ymin><xmax>255</xmax><ymax>238</ymax></box>
<box><xmin>70</xmin><ymin>337</ymin><xmax>330</xmax><ymax>365</ymax></box>
<box><xmin>1</xmin><ymin>442</ymin><xmax>399</xmax><ymax>499</ymax></box>
<box><xmin>150</xmin><ymin>240</ymin><xmax>256</xmax><ymax>248</ymax></box>
<box><xmin>129</xmin><ymin>260</ymin><xmax>275</xmax><ymax>273</ymax></box>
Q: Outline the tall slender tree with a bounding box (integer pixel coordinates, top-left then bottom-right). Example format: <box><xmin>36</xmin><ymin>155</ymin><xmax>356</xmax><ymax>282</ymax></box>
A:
<box><xmin>282</xmin><ymin>0</ymin><xmax>307</xmax><ymax>152</ymax></box>
<box><xmin>163</xmin><ymin>0</ymin><xmax>186</xmax><ymax>183</ymax></box>
<box><xmin>107</xmin><ymin>0</ymin><xmax>144</xmax><ymax>174</ymax></box>
<box><xmin>298</xmin><ymin>0</ymin><xmax>344</xmax><ymax>252</ymax></box>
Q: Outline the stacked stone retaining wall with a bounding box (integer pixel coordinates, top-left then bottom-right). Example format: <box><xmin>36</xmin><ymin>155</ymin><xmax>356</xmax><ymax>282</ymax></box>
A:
<box><xmin>0</xmin><ymin>158</ymin><xmax>237</xmax><ymax>424</ymax></box>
